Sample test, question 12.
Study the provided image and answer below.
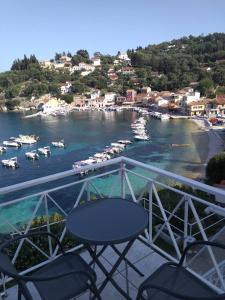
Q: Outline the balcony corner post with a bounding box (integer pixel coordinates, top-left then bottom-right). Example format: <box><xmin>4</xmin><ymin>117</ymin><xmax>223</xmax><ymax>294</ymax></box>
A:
<box><xmin>120</xmin><ymin>162</ymin><xmax>126</xmax><ymax>199</ymax></box>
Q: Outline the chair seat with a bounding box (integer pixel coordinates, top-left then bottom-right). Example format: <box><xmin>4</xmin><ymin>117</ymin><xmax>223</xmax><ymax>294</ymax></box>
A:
<box><xmin>142</xmin><ymin>263</ymin><xmax>217</xmax><ymax>300</ymax></box>
<box><xmin>33</xmin><ymin>253</ymin><xmax>96</xmax><ymax>300</ymax></box>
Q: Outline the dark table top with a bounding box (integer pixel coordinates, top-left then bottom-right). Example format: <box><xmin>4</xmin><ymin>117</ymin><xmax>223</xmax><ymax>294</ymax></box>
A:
<box><xmin>66</xmin><ymin>198</ymin><xmax>148</xmax><ymax>245</ymax></box>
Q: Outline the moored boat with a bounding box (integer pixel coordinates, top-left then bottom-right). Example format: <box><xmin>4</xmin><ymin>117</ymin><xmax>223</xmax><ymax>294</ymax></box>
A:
<box><xmin>25</xmin><ymin>150</ymin><xmax>39</xmax><ymax>160</ymax></box>
<box><xmin>2</xmin><ymin>157</ymin><xmax>19</xmax><ymax>168</ymax></box>
<box><xmin>3</xmin><ymin>141</ymin><xmax>21</xmax><ymax>148</ymax></box>
<box><xmin>134</xmin><ymin>134</ymin><xmax>150</xmax><ymax>141</ymax></box>
<box><xmin>117</xmin><ymin>140</ymin><xmax>132</xmax><ymax>145</ymax></box>
<box><xmin>14</xmin><ymin>135</ymin><xmax>38</xmax><ymax>144</ymax></box>
<box><xmin>0</xmin><ymin>146</ymin><xmax>7</xmax><ymax>153</ymax></box>
<box><xmin>160</xmin><ymin>114</ymin><xmax>170</xmax><ymax>120</ymax></box>
<box><xmin>38</xmin><ymin>146</ymin><xmax>51</xmax><ymax>156</ymax></box>
<box><xmin>51</xmin><ymin>140</ymin><xmax>65</xmax><ymax>148</ymax></box>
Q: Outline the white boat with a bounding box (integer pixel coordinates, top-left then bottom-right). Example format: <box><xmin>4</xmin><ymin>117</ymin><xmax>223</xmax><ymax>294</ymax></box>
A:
<box><xmin>51</xmin><ymin>140</ymin><xmax>65</xmax><ymax>148</ymax></box>
<box><xmin>2</xmin><ymin>157</ymin><xmax>19</xmax><ymax>168</ymax></box>
<box><xmin>3</xmin><ymin>141</ymin><xmax>21</xmax><ymax>148</ymax></box>
<box><xmin>38</xmin><ymin>146</ymin><xmax>51</xmax><ymax>156</ymax></box>
<box><xmin>111</xmin><ymin>143</ymin><xmax>125</xmax><ymax>149</ymax></box>
<box><xmin>134</xmin><ymin>135</ymin><xmax>150</xmax><ymax>141</ymax></box>
<box><xmin>25</xmin><ymin>150</ymin><xmax>39</xmax><ymax>160</ymax></box>
<box><xmin>94</xmin><ymin>153</ymin><xmax>111</xmax><ymax>160</ymax></box>
<box><xmin>131</xmin><ymin>123</ymin><xmax>146</xmax><ymax>128</ymax></box>
<box><xmin>15</xmin><ymin>135</ymin><xmax>38</xmax><ymax>144</ymax></box>
<box><xmin>0</xmin><ymin>146</ymin><xmax>7</xmax><ymax>153</ymax></box>
<box><xmin>117</xmin><ymin>140</ymin><xmax>132</xmax><ymax>145</ymax></box>
<box><xmin>160</xmin><ymin>114</ymin><xmax>170</xmax><ymax>120</ymax></box>
<box><xmin>72</xmin><ymin>161</ymin><xmax>89</xmax><ymax>175</ymax></box>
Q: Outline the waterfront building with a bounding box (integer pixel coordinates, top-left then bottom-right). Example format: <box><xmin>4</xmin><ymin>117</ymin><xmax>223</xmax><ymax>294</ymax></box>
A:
<box><xmin>184</xmin><ymin>91</ymin><xmax>201</xmax><ymax>104</ymax></box>
<box><xmin>91</xmin><ymin>89</ymin><xmax>101</xmax><ymax>100</ymax></box>
<box><xmin>104</xmin><ymin>93</ymin><xmax>116</xmax><ymax>106</ymax></box>
<box><xmin>215</xmin><ymin>94</ymin><xmax>225</xmax><ymax>115</ymax></box>
<box><xmin>187</xmin><ymin>99</ymin><xmax>210</xmax><ymax>116</ymax></box>
<box><xmin>126</xmin><ymin>89</ymin><xmax>137</xmax><ymax>102</ymax></box>
<box><xmin>116</xmin><ymin>96</ymin><xmax>126</xmax><ymax>105</ymax></box>
<box><xmin>141</xmin><ymin>86</ymin><xmax>151</xmax><ymax>94</ymax></box>
<box><xmin>42</xmin><ymin>98</ymin><xmax>65</xmax><ymax>114</ymax></box>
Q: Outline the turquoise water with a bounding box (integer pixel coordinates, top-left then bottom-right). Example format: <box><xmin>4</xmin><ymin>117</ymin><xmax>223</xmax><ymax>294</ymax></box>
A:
<box><xmin>0</xmin><ymin>111</ymin><xmax>209</xmax><ymax>230</ymax></box>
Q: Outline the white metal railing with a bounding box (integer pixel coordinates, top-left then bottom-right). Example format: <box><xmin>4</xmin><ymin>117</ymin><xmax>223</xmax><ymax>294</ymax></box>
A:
<box><xmin>0</xmin><ymin>156</ymin><xmax>225</xmax><ymax>294</ymax></box>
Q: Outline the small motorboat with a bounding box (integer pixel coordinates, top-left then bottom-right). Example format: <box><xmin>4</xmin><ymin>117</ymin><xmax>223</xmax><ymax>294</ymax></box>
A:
<box><xmin>2</xmin><ymin>157</ymin><xmax>19</xmax><ymax>168</ymax></box>
<box><xmin>111</xmin><ymin>143</ymin><xmax>125</xmax><ymax>149</ymax></box>
<box><xmin>94</xmin><ymin>153</ymin><xmax>111</xmax><ymax>160</ymax></box>
<box><xmin>51</xmin><ymin>140</ymin><xmax>65</xmax><ymax>148</ymax></box>
<box><xmin>72</xmin><ymin>161</ymin><xmax>89</xmax><ymax>175</ymax></box>
<box><xmin>134</xmin><ymin>135</ymin><xmax>150</xmax><ymax>141</ymax></box>
<box><xmin>0</xmin><ymin>146</ymin><xmax>7</xmax><ymax>153</ymax></box>
<box><xmin>160</xmin><ymin>114</ymin><xmax>170</xmax><ymax>121</ymax></box>
<box><xmin>117</xmin><ymin>140</ymin><xmax>132</xmax><ymax>145</ymax></box>
<box><xmin>25</xmin><ymin>150</ymin><xmax>39</xmax><ymax>160</ymax></box>
<box><xmin>3</xmin><ymin>141</ymin><xmax>21</xmax><ymax>148</ymax></box>
<box><xmin>38</xmin><ymin>146</ymin><xmax>51</xmax><ymax>156</ymax></box>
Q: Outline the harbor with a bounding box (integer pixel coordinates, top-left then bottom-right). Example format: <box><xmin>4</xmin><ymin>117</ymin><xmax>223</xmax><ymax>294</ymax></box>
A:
<box><xmin>0</xmin><ymin>109</ymin><xmax>217</xmax><ymax>190</ymax></box>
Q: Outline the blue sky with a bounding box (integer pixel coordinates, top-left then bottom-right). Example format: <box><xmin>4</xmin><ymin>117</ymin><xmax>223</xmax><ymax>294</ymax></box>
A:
<box><xmin>1</xmin><ymin>0</ymin><xmax>225</xmax><ymax>71</ymax></box>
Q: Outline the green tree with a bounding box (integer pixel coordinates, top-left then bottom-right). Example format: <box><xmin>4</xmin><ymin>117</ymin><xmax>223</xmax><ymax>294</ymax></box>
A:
<box><xmin>206</xmin><ymin>152</ymin><xmax>225</xmax><ymax>184</ymax></box>
<box><xmin>5</xmin><ymin>99</ymin><xmax>20</xmax><ymax>110</ymax></box>
<box><xmin>198</xmin><ymin>78</ymin><xmax>214</xmax><ymax>96</ymax></box>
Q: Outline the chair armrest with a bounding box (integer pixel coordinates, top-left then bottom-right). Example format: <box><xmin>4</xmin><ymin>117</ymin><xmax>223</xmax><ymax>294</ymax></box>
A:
<box><xmin>18</xmin><ymin>269</ymin><xmax>95</xmax><ymax>284</ymax></box>
<box><xmin>137</xmin><ymin>282</ymin><xmax>225</xmax><ymax>300</ymax></box>
<box><xmin>179</xmin><ymin>241</ymin><xmax>225</xmax><ymax>266</ymax></box>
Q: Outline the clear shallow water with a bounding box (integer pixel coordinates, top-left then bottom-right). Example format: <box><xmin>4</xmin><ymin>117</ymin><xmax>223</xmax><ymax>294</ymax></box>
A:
<box><xmin>0</xmin><ymin>111</ymin><xmax>210</xmax><ymax>230</ymax></box>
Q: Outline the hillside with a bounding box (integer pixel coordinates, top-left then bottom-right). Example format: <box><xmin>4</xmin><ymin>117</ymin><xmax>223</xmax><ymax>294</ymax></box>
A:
<box><xmin>0</xmin><ymin>33</ymin><xmax>225</xmax><ymax>109</ymax></box>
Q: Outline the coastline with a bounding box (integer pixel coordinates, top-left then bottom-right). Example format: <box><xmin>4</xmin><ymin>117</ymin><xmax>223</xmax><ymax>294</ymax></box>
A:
<box><xmin>191</xmin><ymin>118</ymin><xmax>225</xmax><ymax>180</ymax></box>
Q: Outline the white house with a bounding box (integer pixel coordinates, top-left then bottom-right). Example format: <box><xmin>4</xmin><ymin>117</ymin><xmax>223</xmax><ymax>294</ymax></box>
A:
<box><xmin>60</xmin><ymin>82</ymin><xmax>72</xmax><ymax>94</ymax></box>
<box><xmin>42</xmin><ymin>98</ymin><xmax>63</xmax><ymax>114</ymax></box>
<box><xmin>157</xmin><ymin>99</ymin><xmax>169</xmax><ymax>107</ymax></box>
<box><xmin>91</xmin><ymin>57</ymin><xmax>101</xmax><ymax>66</ymax></box>
<box><xmin>104</xmin><ymin>93</ymin><xmax>116</xmax><ymax>106</ymax></box>
<box><xmin>118</xmin><ymin>52</ymin><xmax>130</xmax><ymax>61</ymax></box>
<box><xmin>183</xmin><ymin>91</ymin><xmax>201</xmax><ymax>104</ymax></box>
<box><xmin>91</xmin><ymin>90</ymin><xmax>101</xmax><ymax>100</ymax></box>
<box><xmin>72</xmin><ymin>63</ymin><xmax>95</xmax><ymax>73</ymax></box>
<box><xmin>59</xmin><ymin>56</ymin><xmax>72</xmax><ymax>63</ymax></box>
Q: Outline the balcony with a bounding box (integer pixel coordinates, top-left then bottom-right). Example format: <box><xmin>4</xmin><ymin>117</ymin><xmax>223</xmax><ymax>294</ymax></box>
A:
<box><xmin>0</xmin><ymin>156</ymin><xmax>225</xmax><ymax>299</ymax></box>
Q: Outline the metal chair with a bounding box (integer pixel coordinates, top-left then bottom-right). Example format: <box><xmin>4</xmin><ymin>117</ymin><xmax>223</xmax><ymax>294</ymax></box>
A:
<box><xmin>0</xmin><ymin>231</ymin><xmax>101</xmax><ymax>300</ymax></box>
<box><xmin>137</xmin><ymin>241</ymin><xmax>225</xmax><ymax>300</ymax></box>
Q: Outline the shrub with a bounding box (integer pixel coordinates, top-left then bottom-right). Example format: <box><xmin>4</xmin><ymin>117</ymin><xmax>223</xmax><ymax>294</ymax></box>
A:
<box><xmin>206</xmin><ymin>152</ymin><xmax>225</xmax><ymax>184</ymax></box>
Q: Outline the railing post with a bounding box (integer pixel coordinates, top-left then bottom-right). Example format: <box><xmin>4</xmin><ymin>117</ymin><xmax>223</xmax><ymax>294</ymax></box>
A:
<box><xmin>44</xmin><ymin>194</ymin><xmax>53</xmax><ymax>258</ymax></box>
<box><xmin>1</xmin><ymin>273</ymin><xmax>7</xmax><ymax>299</ymax></box>
<box><xmin>183</xmin><ymin>196</ymin><xmax>189</xmax><ymax>265</ymax></box>
<box><xmin>87</xmin><ymin>181</ymin><xmax>91</xmax><ymax>202</ymax></box>
<box><xmin>120</xmin><ymin>162</ymin><xmax>126</xmax><ymax>199</ymax></box>
<box><xmin>148</xmin><ymin>181</ymin><xmax>153</xmax><ymax>244</ymax></box>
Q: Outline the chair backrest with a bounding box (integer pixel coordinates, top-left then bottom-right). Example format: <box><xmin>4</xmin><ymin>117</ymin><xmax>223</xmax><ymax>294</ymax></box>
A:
<box><xmin>0</xmin><ymin>234</ymin><xmax>35</xmax><ymax>300</ymax></box>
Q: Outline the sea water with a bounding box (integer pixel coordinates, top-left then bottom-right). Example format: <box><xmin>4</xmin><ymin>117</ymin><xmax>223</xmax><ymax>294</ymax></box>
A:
<box><xmin>0</xmin><ymin>110</ymin><xmax>209</xmax><ymax>230</ymax></box>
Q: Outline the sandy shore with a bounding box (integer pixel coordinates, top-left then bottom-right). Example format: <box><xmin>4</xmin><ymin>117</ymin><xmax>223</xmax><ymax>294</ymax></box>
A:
<box><xmin>191</xmin><ymin>118</ymin><xmax>225</xmax><ymax>179</ymax></box>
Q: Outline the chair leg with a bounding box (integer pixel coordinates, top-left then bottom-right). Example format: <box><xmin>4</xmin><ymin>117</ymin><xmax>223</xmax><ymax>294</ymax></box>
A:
<box><xmin>17</xmin><ymin>287</ymin><xmax>22</xmax><ymax>300</ymax></box>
